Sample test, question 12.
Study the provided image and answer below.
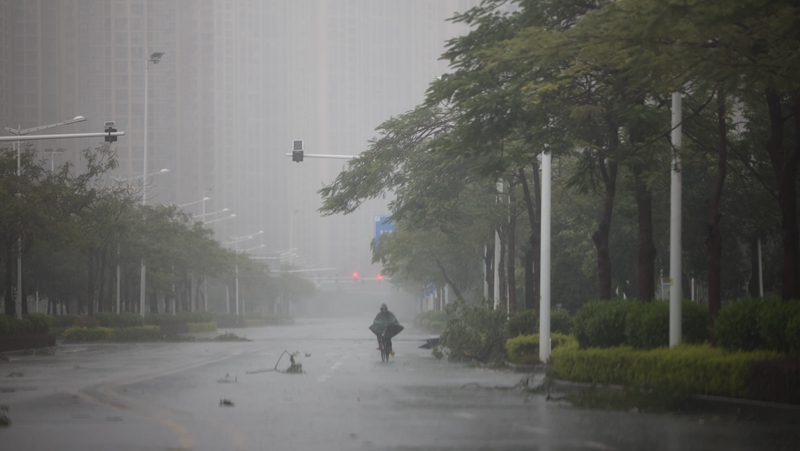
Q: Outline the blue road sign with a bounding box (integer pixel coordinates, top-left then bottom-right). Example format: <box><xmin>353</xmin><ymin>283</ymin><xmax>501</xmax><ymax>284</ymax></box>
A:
<box><xmin>374</xmin><ymin>215</ymin><xmax>395</xmax><ymax>245</ymax></box>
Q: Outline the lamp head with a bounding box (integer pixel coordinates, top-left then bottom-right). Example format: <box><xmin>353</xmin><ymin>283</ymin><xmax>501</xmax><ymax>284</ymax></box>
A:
<box><xmin>149</xmin><ymin>52</ymin><xmax>165</xmax><ymax>63</ymax></box>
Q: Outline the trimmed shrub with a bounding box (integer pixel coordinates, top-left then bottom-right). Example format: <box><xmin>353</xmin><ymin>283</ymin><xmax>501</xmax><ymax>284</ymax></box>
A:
<box><xmin>50</xmin><ymin>314</ymin><xmax>78</xmax><ymax>328</ymax></box>
<box><xmin>551</xmin><ymin>311</ymin><xmax>574</xmax><ymax>335</ymax></box>
<box><xmin>96</xmin><ymin>312</ymin><xmax>145</xmax><ymax>328</ymax></box>
<box><xmin>244</xmin><ymin>319</ymin><xmax>267</xmax><ymax>328</ymax></box>
<box><xmin>715</xmin><ymin>298</ymin><xmax>768</xmax><ymax>351</ymax></box>
<box><xmin>551</xmin><ymin>341</ymin><xmax>783</xmax><ymax>398</ymax></box>
<box><xmin>507</xmin><ymin>309</ymin><xmax>538</xmax><ymax>337</ymax></box>
<box><xmin>787</xmin><ymin>314</ymin><xmax>800</xmax><ymax>356</ymax></box>
<box><xmin>748</xmin><ymin>358</ymin><xmax>800</xmax><ymax>405</ymax></box>
<box><xmin>73</xmin><ymin>315</ymin><xmax>100</xmax><ymax>329</ymax></box>
<box><xmin>113</xmin><ymin>326</ymin><xmax>161</xmax><ymax>342</ymax></box>
<box><xmin>506</xmin><ymin>333</ymin><xmax>576</xmax><ymax>364</ymax></box>
<box><xmin>22</xmin><ymin>313</ymin><xmax>53</xmax><ymax>334</ymax></box>
<box><xmin>625</xmin><ymin>300</ymin><xmax>709</xmax><ymax>349</ymax></box>
<box><xmin>160</xmin><ymin>323</ymin><xmax>190</xmax><ymax>335</ymax></box>
<box><xmin>0</xmin><ymin>315</ymin><xmax>24</xmax><ymax>335</ymax></box>
<box><xmin>213</xmin><ymin>313</ymin><xmax>246</xmax><ymax>328</ymax></box>
<box><xmin>189</xmin><ymin>322</ymin><xmax>218</xmax><ymax>333</ymax></box>
<box><xmin>62</xmin><ymin>326</ymin><xmax>114</xmax><ymax>342</ymax></box>
<box><xmin>757</xmin><ymin>299</ymin><xmax>800</xmax><ymax>354</ymax></box>
<box><xmin>573</xmin><ymin>299</ymin><xmax>635</xmax><ymax>349</ymax></box>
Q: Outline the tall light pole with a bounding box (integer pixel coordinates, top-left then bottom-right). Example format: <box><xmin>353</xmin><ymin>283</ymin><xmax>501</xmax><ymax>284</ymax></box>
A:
<box><xmin>539</xmin><ymin>150</ymin><xmax>552</xmax><ymax>363</ymax></box>
<box><xmin>670</xmin><ymin>92</ymin><xmax>683</xmax><ymax>348</ymax></box>
<box><xmin>140</xmin><ymin>51</ymin><xmax>164</xmax><ymax>318</ymax></box>
<box><xmin>4</xmin><ymin>116</ymin><xmax>86</xmax><ymax>318</ymax></box>
<box><xmin>224</xmin><ymin>230</ymin><xmax>264</xmax><ymax>315</ymax></box>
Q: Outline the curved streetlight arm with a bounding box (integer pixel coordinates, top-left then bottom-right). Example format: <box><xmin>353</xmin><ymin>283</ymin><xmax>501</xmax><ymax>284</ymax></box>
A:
<box><xmin>4</xmin><ymin>116</ymin><xmax>86</xmax><ymax>136</ymax></box>
<box><xmin>111</xmin><ymin>168</ymin><xmax>169</xmax><ymax>183</ymax></box>
<box><xmin>204</xmin><ymin>213</ymin><xmax>236</xmax><ymax>225</ymax></box>
<box><xmin>178</xmin><ymin>196</ymin><xmax>211</xmax><ymax>208</ymax></box>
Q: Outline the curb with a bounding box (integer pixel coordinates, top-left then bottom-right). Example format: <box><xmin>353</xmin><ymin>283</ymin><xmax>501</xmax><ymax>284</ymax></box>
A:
<box><xmin>548</xmin><ymin>378</ymin><xmax>800</xmax><ymax>411</ymax></box>
<box><xmin>505</xmin><ymin>361</ymin><xmax>552</xmax><ymax>374</ymax></box>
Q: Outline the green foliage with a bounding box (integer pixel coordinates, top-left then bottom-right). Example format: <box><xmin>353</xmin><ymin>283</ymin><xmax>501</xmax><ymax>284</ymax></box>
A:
<box><xmin>625</xmin><ymin>300</ymin><xmax>709</xmax><ymax>349</ymax></box>
<box><xmin>551</xmin><ymin>341</ymin><xmax>783</xmax><ymax>399</ymax></box>
<box><xmin>111</xmin><ymin>326</ymin><xmax>161</xmax><ymax>342</ymax></box>
<box><xmin>50</xmin><ymin>315</ymin><xmax>78</xmax><ymax>328</ymax></box>
<box><xmin>62</xmin><ymin>326</ymin><xmax>114</xmax><ymax>342</ymax></box>
<box><xmin>213</xmin><ymin>332</ymin><xmax>250</xmax><ymax>342</ymax></box>
<box><xmin>73</xmin><ymin>315</ymin><xmax>100</xmax><ymax>329</ymax></box>
<box><xmin>212</xmin><ymin>313</ymin><xmax>246</xmax><ymax>328</ymax></box>
<box><xmin>747</xmin><ymin>358</ymin><xmax>800</xmax><ymax>404</ymax></box>
<box><xmin>507</xmin><ymin>309</ymin><xmax>538</xmax><ymax>337</ymax></box>
<box><xmin>188</xmin><ymin>322</ymin><xmax>218</xmax><ymax>333</ymax></box>
<box><xmin>787</xmin><ymin>315</ymin><xmax>800</xmax><ymax>356</ymax></box>
<box><xmin>714</xmin><ymin>298</ymin><xmax>768</xmax><ymax>351</ymax></box>
<box><xmin>0</xmin><ymin>315</ymin><xmax>24</xmax><ymax>335</ymax></box>
<box><xmin>414</xmin><ymin>310</ymin><xmax>450</xmax><ymax>333</ymax></box>
<box><xmin>21</xmin><ymin>314</ymin><xmax>53</xmax><ymax>334</ymax></box>
<box><xmin>145</xmin><ymin>311</ymin><xmax>213</xmax><ymax>326</ymax></box>
<box><xmin>95</xmin><ymin>312</ymin><xmax>145</xmax><ymax>328</ymax></box>
<box><xmin>439</xmin><ymin>300</ymin><xmax>508</xmax><ymax>364</ymax></box>
<box><xmin>757</xmin><ymin>299</ymin><xmax>800</xmax><ymax>354</ymax></box>
<box><xmin>505</xmin><ymin>333</ymin><xmax>576</xmax><ymax>364</ymax></box>
<box><xmin>573</xmin><ymin>299</ymin><xmax>635</xmax><ymax>348</ymax></box>
<box><xmin>551</xmin><ymin>311</ymin><xmax>574</xmax><ymax>335</ymax></box>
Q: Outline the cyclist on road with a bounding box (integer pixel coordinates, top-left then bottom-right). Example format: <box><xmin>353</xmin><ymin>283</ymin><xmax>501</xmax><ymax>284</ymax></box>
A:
<box><xmin>369</xmin><ymin>303</ymin><xmax>403</xmax><ymax>356</ymax></box>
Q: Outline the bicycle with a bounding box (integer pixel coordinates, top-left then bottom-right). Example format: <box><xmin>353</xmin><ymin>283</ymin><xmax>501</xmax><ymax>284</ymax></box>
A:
<box><xmin>378</xmin><ymin>334</ymin><xmax>393</xmax><ymax>362</ymax></box>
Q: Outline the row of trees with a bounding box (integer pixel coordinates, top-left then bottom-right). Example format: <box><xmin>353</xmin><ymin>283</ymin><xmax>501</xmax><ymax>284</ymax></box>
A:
<box><xmin>1</xmin><ymin>144</ymin><xmax>314</xmax><ymax>317</ymax></box>
<box><xmin>319</xmin><ymin>0</ymin><xmax>800</xmax><ymax>323</ymax></box>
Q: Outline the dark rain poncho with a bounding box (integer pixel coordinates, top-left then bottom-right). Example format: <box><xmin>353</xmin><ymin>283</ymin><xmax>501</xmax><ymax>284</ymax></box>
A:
<box><xmin>369</xmin><ymin>311</ymin><xmax>404</xmax><ymax>339</ymax></box>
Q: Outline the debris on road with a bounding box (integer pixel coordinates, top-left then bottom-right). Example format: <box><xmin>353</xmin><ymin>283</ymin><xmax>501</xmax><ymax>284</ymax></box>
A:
<box><xmin>217</xmin><ymin>373</ymin><xmax>237</xmax><ymax>383</ymax></box>
<box><xmin>219</xmin><ymin>399</ymin><xmax>235</xmax><ymax>407</ymax></box>
<box><xmin>0</xmin><ymin>405</ymin><xmax>9</xmax><ymax>426</ymax></box>
<box><xmin>246</xmin><ymin>350</ymin><xmax>304</xmax><ymax>375</ymax></box>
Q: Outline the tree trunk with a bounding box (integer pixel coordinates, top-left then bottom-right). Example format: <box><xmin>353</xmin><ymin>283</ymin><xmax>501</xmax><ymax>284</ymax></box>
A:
<box><xmin>97</xmin><ymin>247</ymin><xmax>107</xmax><ymax>313</ymax></box>
<box><xmin>591</xmin><ymin>156</ymin><xmax>618</xmax><ymax>300</ymax></box>
<box><xmin>150</xmin><ymin>290</ymin><xmax>158</xmax><ymax>314</ymax></box>
<box><xmin>485</xmin><ymin>243</ymin><xmax>494</xmax><ymax>304</ymax></box>
<box><xmin>507</xmin><ymin>188</ymin><xmax>518</xmax><ymax>314</ymax></box>
<box><xmin>707</xmin><ymin>92</ymin><xmax>728</xmax><ymax>324</ymax></box>
<box><xmin>765</xmin><ymin>89</ymin><xmax>800</xmax><ymax>302</ymax></box>
<box><xmin>20</xmin><ymin>256</ymin><xmax>28</xmax><ymax>315</ymax></box>
<box><xmin>4</xmin><ymin>238</ymin><xmax>14</xmax><ymax>316</ymax></box>
<box><xmin>519</xmin><ymin>163</ymin><xmax>542</xmax><ymax>312</ymax></box>
<box><xmin>632</xmin><ymin>163</ymin><xmax>656</xmax><ymax>301</ymax></box>
<box><xmin>498</xmin><ymin>226</ymin><xmax>507</xmax><ymax>308</ymax></box>
<box><xmin>434</xmin><ymin>258</ymin><xmax>464</xmax><ymax>300</ymax></box>
<box><xmin>86</xmin><ymin>251</ymin><xmax>95</xmax><ymax>315</ymax></box>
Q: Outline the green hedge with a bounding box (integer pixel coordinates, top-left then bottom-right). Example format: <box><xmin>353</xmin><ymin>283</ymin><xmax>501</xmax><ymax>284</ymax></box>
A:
<box><xmin>506</xmin><ymin>333</ymin><xmax>575</xmax><ymax>364</ymax></box>
<box><xmin>507</xmin><ymin>310</ymin><xmax>538</xmax><ymax>337</ymax></box>
<box><xmin>213</xmin><ymin>313</ymin><xmax>246</xmax><ymax>328</ymax></box>
<box><xmin>50</xmin><ymin>314</ymin><xmax>78</xmax><ymax>328</ymax></box>
<box><xmin>188</xmin><ymin>321</ymin><xmax>217</xmax><ymax>332</ymax></box>
<box><xmin>62</xmin><ymin>326</ymin><xmax>115</xmax><ymax>342</ymax></box>
<box><xmin>112</xmin><ymin>326</ymin><xmax>161</xmax><ymax>342</ymax></box>
<box><xmin>62</xmin><ymin>326</ymin><xmax>162</xmax><ymax>342</ymax></box>
<box><xmin>756</xmin><ymin>299</ymin><xmax>800</xmax><ymax>354</ymax></box>
<box><xmin>574</xmin><ymin>299</ymin><xmax>635</xmax><ymax>348</ymax></box>
<box><xmin>146</xmin><ymin>311</ymin><xmax>213</xmax><ymax>326</ymax></box>
<box><xmin>414</xmin><ymin>310</ymin><xmax>450</xmax><ymax>332</ymax></box>
<box><xmin>551</xmin><ymin>341</ymin><xmax>783</xmax><ymax>398</ymax></box>
<box><xmin>573</xmin><ymin>299</ymin><xmax>709</xmax><ymax>350</ymax></box>
<box><xmin>0</xmin><ymin>314</ymin><xmax>54</xmax><ymax>335</ymax></box>
<box><xmin>625</xmin><ymin>300</ymin><xmax>708</xmax><ymax>349</ymax></box>
<box><xmin>95</xmin><ymin>312</ymin><xmax>145</xmax><ymax>328</ymax></box>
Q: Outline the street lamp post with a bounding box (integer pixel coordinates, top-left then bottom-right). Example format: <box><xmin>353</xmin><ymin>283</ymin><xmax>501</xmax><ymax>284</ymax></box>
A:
<box><xmin>223</xmin><ymin>230</ymin><xmax>264</xmax><ymax>315</ymax></box>
<box><xmin>4</xmin><ymin>116</ymin><xmax>86</xmax><ymax>318</ymax></box>
<box><xmin>140</xmin><ymin>51</ymin><xmax>164</xmax><ymax>318</ymax></box>
<box><xmin>44</xmin><ymin>148</ymin><xmax>66</xmax><ymax>172</ymax></box>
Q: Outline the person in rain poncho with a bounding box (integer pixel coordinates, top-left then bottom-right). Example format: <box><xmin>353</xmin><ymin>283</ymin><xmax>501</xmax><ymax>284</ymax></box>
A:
<box><xmin>369</xmin><ymin>303</ymin><xmax>404</xmax><ymax>355</ymax></box>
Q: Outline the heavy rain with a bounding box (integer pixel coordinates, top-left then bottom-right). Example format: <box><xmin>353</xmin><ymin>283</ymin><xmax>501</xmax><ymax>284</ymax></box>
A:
<box><xmin>1</xmin><ymin>1</ymin><xmax>799</xmax><ymax>450</ymax></box>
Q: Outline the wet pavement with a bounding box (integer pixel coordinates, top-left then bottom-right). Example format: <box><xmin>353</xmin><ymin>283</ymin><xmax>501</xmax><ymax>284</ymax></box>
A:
<box><xmin>1</xmin><ymin>315</ymin><xmax>799</xmax><ymax>450</ymax></box>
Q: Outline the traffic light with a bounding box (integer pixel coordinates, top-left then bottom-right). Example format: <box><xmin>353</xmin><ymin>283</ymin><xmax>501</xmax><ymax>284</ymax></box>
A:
<box><xmin>377</xmin><ymin>274</ymin><xmax>383</xmax><ymax>281</ymax></box>
<box><xmin>352</xmin><ymin>272</ymin><xmax>359</xmax><ymax>282</ymax></box>
<box><xmin>292</xmin><ymin>140</ymin><xmax>303</xmax><ymax>162</ymax></box>
<box><xmin>104</xmin><ymin>121</ymin><xmax>117</xmax><ymax>142</ymax></box>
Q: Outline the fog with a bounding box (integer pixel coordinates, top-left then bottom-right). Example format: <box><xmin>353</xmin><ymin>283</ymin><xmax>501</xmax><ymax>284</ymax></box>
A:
<box><xmin>0</xmin><ymin>0</ymin><xmax>476</xmax><ymax>288</ymax></box>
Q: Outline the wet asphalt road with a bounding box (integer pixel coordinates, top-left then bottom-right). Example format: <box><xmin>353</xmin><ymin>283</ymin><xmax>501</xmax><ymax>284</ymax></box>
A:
<box><xmin>1</xmin><ymin>315</ymin><xmax>799</xmax><ymax>450</ymax></box>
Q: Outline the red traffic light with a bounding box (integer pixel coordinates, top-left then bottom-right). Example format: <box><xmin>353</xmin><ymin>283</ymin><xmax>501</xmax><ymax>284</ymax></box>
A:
<box><xmin>377</xmin><ymin>274</ymin><xmax>383</xmax><ymax>280</ymax></box>
<box><xmin>352</xmin><ymin>272</ymin><xmax>359</xmax><ymax>280</ymax></box>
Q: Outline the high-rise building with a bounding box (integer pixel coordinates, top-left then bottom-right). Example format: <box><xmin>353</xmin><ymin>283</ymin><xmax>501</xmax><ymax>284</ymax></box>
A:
<box><xmin>0</xmin><ymin>0</ymin><xmax>477</xmax><ymax>278</ymax></box>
